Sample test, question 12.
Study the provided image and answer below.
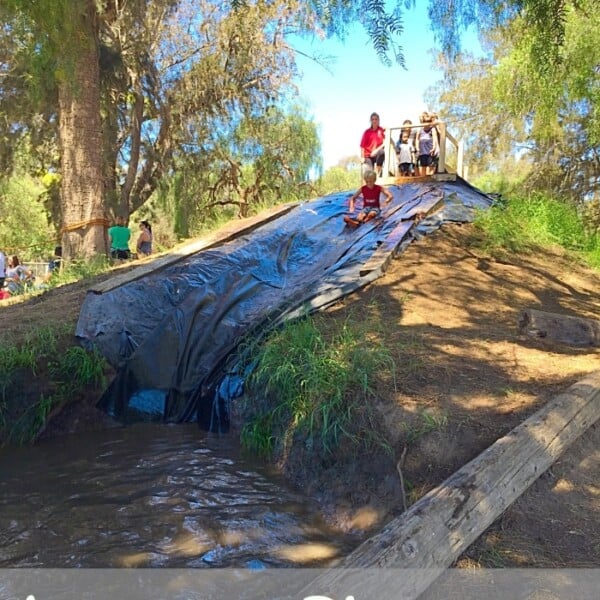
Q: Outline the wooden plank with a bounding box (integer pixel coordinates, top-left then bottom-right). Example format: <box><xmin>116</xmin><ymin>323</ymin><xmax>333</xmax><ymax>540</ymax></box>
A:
<box><xmin>91</xmin><ymin>202</ymin><xmax>299</xmax><ymax>293</ymax></box>
<box><xmin>437</xmin><ymin>121</ymin><xmax>447</xmax><ymax>174</ymax></box>
<box><xmin>432</xmin><ymin>173</ymin><xmax>456</xmax><ymax>182</ymax></box>
<box><xmin>446</xmin><ymin>129</ymin><xmax>459</xmax><ymax>147</ymax></box>
<box><xmin>302</xmin><ymin>371</ymin><xmax>600</xmax><ymax>599</ymax></box>
<box><xmin>397</xmin><ymin>189</ymin><xmax>444</xmax><ymax>220</ymax></box>
<box><xmin>358</xmin><ymin>190</ymin><xmax>445</xmax><ymax>277</ymax></box>
<box><xmin>457</xmin><ymin>139</ymin><xmax>464</xmax><ymax>178</ymax></box>
<box><xmin>518</xmin><ymin>308</ymin><xmax>600</xmax><ymax>347</ymax></box>
<box><xmin>359</xmin><ymin>221</ymin><xmax>413</xmax><ymax>276</ymax></box>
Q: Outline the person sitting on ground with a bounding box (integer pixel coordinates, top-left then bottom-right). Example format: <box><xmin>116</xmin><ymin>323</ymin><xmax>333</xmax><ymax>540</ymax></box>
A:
<box><xmin>359</xmin><ymin>112</ymin><xmax>386</xmax><ymax>178</ymax></box>
<box><xmin>346</xmin><ymin>169</ymin><xmax>393</xmax><ymax>226</ymax></box>
<box><xmin>136</xmin><ymin>220</ymin><xmax>153</xmax><ymax>257</ymax></box>
<box><xmin>6</xmin><ymin>255</ymin><xmax>34</xmax><ymax>294</ymax></box>
<box><xmin>108</xmin><ymin>215</ymin><xmax>131</xmax><ymax>261</ymax></box>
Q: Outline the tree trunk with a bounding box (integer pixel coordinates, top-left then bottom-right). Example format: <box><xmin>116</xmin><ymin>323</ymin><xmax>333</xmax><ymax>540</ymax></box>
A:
<box><xmin>58</xmin><ymin>0</ymin><xmax>107</xmax><ymax>261</ymax></box>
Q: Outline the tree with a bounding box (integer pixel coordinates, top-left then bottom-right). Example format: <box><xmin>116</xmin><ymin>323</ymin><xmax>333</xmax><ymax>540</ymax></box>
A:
<box><xmin>2</xmin><ymin>0</ymin><xmax>475</xmax><ymax>262</ymax></box>
<box><xmin>156</xmin><ymin>105</ymin><xmax>321</xmax><ymax>238</ymax></box>
<box><xmin>430</xmin><ymin>1</ymin><xmax>600</xmax><ymax>203</ymax></box>
<box><xmin>3</xmin><ymin>0</ymin><xmax>106</xmax><ymax>261</ymax></box>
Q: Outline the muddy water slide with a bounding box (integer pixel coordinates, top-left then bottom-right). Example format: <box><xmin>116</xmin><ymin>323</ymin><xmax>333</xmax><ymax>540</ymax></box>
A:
<box><xmin>76</xmin><ymin>179</ymin><xmax>492</xmax><ymax>427</ymax></box>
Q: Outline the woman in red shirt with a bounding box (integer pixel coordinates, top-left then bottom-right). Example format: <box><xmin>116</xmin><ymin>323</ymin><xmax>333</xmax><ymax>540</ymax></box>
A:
<box><xmin>360</xmin><ymin>112</ymin><xmax>386</xmax><ymax>177</ymax></box>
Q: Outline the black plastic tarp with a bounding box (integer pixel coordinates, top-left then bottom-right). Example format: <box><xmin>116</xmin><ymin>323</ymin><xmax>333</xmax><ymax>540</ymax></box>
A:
<box><xmin>76</xmin><ymin>179</ymin><xmax>492</xmax><ymax>427</ymax></box>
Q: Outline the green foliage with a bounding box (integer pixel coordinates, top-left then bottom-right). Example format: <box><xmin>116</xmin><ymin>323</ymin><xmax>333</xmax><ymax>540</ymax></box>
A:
<box><xmin>315</xmin><ymin>164</ymin><xmax>362</xmax><ymax>195</ymax></box>
<box><xmin>49</xmin><ymin>346</ymin><xmax>106</xmax><ymax>390</ymax></box>
<box><xmin>46</xmin><ymin>255</ymin><xmax>111</xmax><ymax>287</ymax></box>
<box><xmin>0</xmin><ymin>324</ymin><xmax>108</xmax><ymax>445</ymax></box>
<box><xmin>473</xmin><ymin>193</ymin><xmax>600</xmax><ymax>266</ymax></box>
<box><xmin>157</xmin><ymin>105</ymin><xmax>321</xmax><ymax>239</ymax></box>
<box><xmin>432</xmin><ymin>2</ymin><xmax>600</xmax><ymax>203</ymax></box>
<box><xmin>404</xmin><ymin>410</ymin><xmax>448</xmax><ymax>443</ymax></box>
<box><xmin>240</xmin><ymin>312</ymin><xmax>395</xmax><ymax>458</ymax></box>
<box><xmin>0</xmin><ymin>174</ymin><xmax>56</xmax><ymax>260</ymax></box>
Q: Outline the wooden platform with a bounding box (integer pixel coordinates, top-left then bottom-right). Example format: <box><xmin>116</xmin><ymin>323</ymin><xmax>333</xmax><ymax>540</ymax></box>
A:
<box><xmin>379</xmin><ymin>173</ymin><xmax>457</xmax><ymax>185</ymax></box>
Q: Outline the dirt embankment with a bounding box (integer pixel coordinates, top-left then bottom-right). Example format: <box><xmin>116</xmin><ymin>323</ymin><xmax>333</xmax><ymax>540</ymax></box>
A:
<box><xmin>1</xmin><ymin>223</ymin><xmax>599</xmax><ymax>567</ymax></box>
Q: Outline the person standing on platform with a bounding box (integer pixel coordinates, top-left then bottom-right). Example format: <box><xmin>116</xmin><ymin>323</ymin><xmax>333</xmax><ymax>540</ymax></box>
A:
<box><xmin>360</xmin><ymin>112</ymin><xmax>386</xmax><ymax>178</ymax></box>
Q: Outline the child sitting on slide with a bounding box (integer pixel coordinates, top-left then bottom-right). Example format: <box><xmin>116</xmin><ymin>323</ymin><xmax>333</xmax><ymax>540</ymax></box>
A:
<box><xmin>345</xmin><ymin>169</ymin><xmax>393</xmax><ymax>227</ymax></box>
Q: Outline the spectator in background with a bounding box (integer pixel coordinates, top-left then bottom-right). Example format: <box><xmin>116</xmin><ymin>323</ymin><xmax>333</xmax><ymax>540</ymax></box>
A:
<box><xmin>6</xmin><ymin>256</ymin><xmax>34</xmax><ymax>294</ymax></box>
<box><xmin>108</xmin><ymin>215</ymin><xmax>131</xmax><ymax>261</ymax></box>
<box><xmin>48</xmin><ymin>246</ymin><xmax>62</xmax><ymax>273</ymax></box>
<box><xmin>136</xmin><ymin>221</ymin><xmax>153</xmax><ymax>257</ymax></box>
<box><xmin>42</xmin><ymin>246</ymin><xmax>62</xmax><ymax>284</ymax></box>
<box><xmin>359</xmin><ymin>112</ymin><xmax>386</xmax><ymax>178</ymax></box>
<box><xmin>0</xmin><ymin>249</ymin><xmax>5</xmax><ymax>289</ymax></box>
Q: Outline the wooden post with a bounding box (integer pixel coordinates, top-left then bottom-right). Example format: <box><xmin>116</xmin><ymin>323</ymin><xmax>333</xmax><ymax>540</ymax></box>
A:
<box><xmin>457</xmin><ymin>139</ymin><xmax>464</xmax><ymax>178</ymax></box>
<box><xmin>383</xmin><ymin>128</ymin><xmax>393</xmax><ymax>177</ymax></box>
<box><xmin>302</xmin><ymin>371</ymin><xmax>600</xmax><ymax>599</ymax></box>
<box><xmin>437</xmin><ymin>121</ymin><xmax>446</xmax><ymax>174</ymax></box>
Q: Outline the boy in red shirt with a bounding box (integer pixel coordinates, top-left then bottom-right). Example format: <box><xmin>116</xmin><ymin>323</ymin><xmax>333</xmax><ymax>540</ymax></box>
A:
<box><xmin>344</xmin><ymin>170</ymin><xmax>393</xmax><ymax>227</ymax></box>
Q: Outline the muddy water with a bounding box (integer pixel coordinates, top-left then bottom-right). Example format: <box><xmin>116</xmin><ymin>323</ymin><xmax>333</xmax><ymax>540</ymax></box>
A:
<box><xmin>0</xmin><ymin>424</ymin><xmax>355</xmax><ymax>568</ymax></box>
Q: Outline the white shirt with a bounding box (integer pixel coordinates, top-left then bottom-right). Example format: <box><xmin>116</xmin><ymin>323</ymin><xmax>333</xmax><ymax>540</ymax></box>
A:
<box><xmin>0</xmin><ymin>252</ymin><xmax>5</xmax><ymax>278</ymax></box>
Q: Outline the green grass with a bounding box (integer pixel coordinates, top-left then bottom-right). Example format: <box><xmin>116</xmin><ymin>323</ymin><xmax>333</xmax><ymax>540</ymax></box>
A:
<box><xmin>0</xmin><ymin>325</ymin><xmax>107</xmax><ymax>445</ymax></box>
<box><xmin>239</xmin><ymin>311</ymin><xmax>396</xmax><ymax>458</ymax></box>
<box><xmin>404</xmin><ymin>410</ymin><xmax>448</xmax><ymax>444</ymax></box>
<box><xmin>473</xmin><ymin>192</ymin><xmax>600</xmax><ymax>268</ymax></box>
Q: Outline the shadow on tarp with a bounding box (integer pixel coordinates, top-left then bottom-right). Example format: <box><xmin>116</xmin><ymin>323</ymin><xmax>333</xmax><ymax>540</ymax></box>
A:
<box><xmin>75</xmin><ymin>179</ymin><xmax>492</xmax><ymax>429</ymax></box>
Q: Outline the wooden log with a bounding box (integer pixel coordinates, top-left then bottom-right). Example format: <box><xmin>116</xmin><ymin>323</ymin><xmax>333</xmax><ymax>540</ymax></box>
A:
<box><xmin>518</xmin><ymin>308</ymin><xmax>600</xmax><ymax>347</ymax></box>
<box><xmin>91</xmin><ymin>202</ymin><xmax>298</xmax><ymax>294</ymax></box>
<box><xmin>302</xmin><ymin>371</ymin><xmax>600</xmax><ymax>600</ymax></box>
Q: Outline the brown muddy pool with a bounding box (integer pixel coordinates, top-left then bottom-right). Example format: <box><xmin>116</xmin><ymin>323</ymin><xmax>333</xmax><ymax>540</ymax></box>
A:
<box><xmin>0</xmin><ymin>424</ymin><xmax>356</xmax><ymax>568</ymax></box>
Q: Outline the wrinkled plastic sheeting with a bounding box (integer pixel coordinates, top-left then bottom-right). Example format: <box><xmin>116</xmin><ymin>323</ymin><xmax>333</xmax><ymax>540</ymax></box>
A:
<box><xmin>76</xmin><ymin>179</ymin><xmax>492</xmax><ymax>426</ymax></box>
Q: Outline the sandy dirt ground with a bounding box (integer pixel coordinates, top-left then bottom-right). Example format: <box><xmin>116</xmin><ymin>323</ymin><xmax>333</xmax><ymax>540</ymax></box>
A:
<box><xmin>311</xmin><ymin>223</ymin><xmax>600</xmax><ymax>567</ymax></box>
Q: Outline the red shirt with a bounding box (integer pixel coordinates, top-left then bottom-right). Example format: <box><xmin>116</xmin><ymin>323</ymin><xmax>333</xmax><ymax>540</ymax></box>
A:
<box><xmin>360</xmin><ymin>126</ymin><xmax>385</xmax><ymax>158</ymax></box>
<box><xmin>361</xmin><ymin>184</ymin><xmax>383</xmax><ymax>209</ymax></box>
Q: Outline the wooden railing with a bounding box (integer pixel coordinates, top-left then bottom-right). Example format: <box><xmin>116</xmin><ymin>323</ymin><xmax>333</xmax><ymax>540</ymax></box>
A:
<box><xmin>383</xmin><ymin>121</ymin><xmax>465</xmax><ymax>179</ymax></box>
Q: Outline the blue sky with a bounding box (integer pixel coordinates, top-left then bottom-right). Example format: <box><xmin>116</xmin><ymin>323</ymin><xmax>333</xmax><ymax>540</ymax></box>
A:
<box><xmin>292</xmin><ymin>4</ymin><xmax>478</xmax><ymax>169</ymax></box>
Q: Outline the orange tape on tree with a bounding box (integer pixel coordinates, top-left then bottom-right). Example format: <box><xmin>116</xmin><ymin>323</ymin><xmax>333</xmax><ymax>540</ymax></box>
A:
<box><xmin>60</xmin><ymin>217</ymin><xmax>111</xmax><ymax>234</ymax></box>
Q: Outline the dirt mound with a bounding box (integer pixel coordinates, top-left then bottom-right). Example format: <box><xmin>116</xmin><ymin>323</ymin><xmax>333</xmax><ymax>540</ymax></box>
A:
<box><xmin>1</xmin><ymin>223</ymin><xmax>599</xmax><ymax>567</ymax></box>
<box><xmin>298</xmin><ymin>224</ymin><xmax>600</xmax><ymax>567</ymax></box>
